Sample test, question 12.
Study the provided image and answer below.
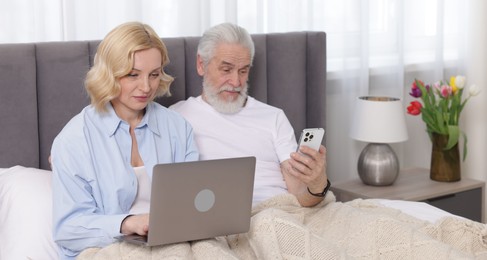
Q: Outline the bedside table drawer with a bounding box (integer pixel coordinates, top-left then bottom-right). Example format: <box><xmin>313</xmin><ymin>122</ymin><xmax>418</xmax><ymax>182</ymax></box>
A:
<box><xmin>422</xmin><ymin>188</ymin><xmax>482</xmax><ymax>222</ymax></box>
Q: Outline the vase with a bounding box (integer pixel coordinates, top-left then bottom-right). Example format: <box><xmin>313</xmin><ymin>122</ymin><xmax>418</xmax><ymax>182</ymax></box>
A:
<box><xmin>430</xmin><ymin>133</ymin><xmax>461</xmax><ymax>182</ymax></box>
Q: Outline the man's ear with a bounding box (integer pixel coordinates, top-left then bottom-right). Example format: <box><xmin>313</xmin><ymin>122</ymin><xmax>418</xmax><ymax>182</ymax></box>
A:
<box><xmin>196</xmin><ymin>54</ymin><xmax>205</xmax><ymax>76</ymax></box>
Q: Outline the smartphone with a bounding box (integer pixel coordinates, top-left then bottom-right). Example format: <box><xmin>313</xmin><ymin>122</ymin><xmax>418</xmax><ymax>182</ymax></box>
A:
<box><xmin>296</xmin><ymin>128</ymin><xmax>325</xmax><ymax>152</ymax></box>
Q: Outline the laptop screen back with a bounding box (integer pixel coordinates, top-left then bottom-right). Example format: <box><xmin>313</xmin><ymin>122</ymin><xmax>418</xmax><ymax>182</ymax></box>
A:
<box><xmin>146</xmin><ymin>156</ymin><xmax>256</xmax><ymax>246</ymax></box>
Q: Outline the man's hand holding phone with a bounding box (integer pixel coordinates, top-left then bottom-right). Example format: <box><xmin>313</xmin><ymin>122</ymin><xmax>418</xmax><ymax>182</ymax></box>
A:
<box><xmin>296</xmin><ymin>128</ymin><xmax>325</xmax><ymax>153</ymax></box>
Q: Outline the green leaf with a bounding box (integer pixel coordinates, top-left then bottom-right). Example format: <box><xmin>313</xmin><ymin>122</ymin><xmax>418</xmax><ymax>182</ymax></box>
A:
<box><xmin>435</xmin><ymin>110</ymin><xmax>447</xmax><ymax>134</ymax></box>
<box><xmin>445</xmin><ymin>125</ymin><xmax>459</xmax><ymax>150</ymax></box>
<box><xmin>462</xmin><ymin>131</ymin><xmax>468</xmax><ymax>161</ymax></box>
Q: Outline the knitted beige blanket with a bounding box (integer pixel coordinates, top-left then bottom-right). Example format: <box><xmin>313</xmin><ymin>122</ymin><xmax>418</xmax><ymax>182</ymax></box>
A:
<box><xmin>78</xmin><ymin>193</ymin><xmax>487</xmax><ymax>259</ymax></box>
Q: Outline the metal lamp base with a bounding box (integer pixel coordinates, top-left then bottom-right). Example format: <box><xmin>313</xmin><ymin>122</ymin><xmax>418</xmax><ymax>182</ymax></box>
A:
<box><xmin>357</xmin><ymin>143</ymin><xmax>399</xmax><ymax>186</ymax></box>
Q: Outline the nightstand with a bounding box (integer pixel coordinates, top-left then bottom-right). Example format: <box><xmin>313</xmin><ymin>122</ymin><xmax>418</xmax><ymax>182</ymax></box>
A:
<box><xmin>330</xmin><ymin>167</ymin><xmax>485</xmax><ymax>222</ymax></box>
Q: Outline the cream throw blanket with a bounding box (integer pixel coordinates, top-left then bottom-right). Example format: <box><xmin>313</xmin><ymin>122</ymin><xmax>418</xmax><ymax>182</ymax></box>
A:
<box><xmin>78</xmin><ymin>192</ymin><xmax>487</xmax><ymax>259</ymax></box>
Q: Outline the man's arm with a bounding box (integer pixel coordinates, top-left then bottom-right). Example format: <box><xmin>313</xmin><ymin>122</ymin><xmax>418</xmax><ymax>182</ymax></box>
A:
<box><xmin>281</xmin><ymin>145</ymin><xmax>329</xmax><ymax>207</ymax></box>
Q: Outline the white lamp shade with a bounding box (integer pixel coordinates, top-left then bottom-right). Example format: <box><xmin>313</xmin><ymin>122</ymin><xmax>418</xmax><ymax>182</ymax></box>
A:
<box><xmin>350</xmin><ymin>96</ymin><xmax>408</xmax><ymax>143</ymax></box>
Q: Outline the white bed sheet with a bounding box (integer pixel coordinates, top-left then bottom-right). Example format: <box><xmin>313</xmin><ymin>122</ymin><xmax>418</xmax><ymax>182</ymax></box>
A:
<box><xmin>374</xmin><ymin>198</ymin><xmax>463</xmax><ymax>223</ymax></box>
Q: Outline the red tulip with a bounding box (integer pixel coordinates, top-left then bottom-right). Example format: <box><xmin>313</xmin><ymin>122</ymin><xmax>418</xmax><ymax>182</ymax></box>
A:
<box><xmin>407</xmin><ymin>101</ymin><xmax>422</xmax><ymax>115</ymax></box>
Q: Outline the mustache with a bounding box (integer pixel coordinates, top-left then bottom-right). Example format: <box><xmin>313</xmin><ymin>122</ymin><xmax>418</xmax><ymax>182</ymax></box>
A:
<box><xmin>217</xmin><ymin>86</ymin><xmax>243</xmax><ymax>93</ymax></box>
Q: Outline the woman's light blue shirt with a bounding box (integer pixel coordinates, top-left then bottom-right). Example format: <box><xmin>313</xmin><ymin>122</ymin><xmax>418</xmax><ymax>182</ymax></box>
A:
<box><xmin>51</xmin><ymin>102</ymin><xmax>199</xmax><ymax>259</ymax></box>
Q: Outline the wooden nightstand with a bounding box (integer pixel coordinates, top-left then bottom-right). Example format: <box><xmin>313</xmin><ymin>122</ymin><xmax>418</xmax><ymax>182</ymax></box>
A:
<box><xmin>330</xmin><ymin>167</ymin><xmax>485</xmax><ymax>222</ymax></box>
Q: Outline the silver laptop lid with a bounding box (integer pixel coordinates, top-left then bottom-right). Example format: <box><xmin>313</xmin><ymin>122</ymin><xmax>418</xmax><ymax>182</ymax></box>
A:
<box><xmin>146</xmin><ymin>156</ymin><xmax>256</xmax><ymax>246</ymax></box>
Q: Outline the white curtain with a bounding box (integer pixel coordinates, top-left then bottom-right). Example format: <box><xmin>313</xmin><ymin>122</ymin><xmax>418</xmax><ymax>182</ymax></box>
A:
<box><xmin>2</xmin><ymin>0</ymin><xmax>484</xmax><ymax>185</ymax></box>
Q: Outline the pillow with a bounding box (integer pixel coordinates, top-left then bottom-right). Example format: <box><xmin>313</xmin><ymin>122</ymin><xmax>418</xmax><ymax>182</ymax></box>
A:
<box><xmin>0</xmin><ymin>166</ymin><xmax>58</xmax><ymax>259</ymax></box>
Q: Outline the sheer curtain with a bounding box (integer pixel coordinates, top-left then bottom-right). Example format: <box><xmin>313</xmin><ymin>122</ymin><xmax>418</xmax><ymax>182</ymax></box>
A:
<box><xmin>2</xmin><ymin>0</ymin><xmax>483</xmax><ymax>184</ymax></box>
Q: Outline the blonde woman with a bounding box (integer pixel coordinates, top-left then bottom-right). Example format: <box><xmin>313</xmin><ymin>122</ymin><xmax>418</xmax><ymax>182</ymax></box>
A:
<box><xmin>50</xmin><ymin>22</ymin><xmax>198</xmax><ymax>259</ymax></box>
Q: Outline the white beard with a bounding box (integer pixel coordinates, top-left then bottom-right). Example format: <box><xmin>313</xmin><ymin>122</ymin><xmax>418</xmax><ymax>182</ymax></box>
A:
<box><xmin>202</xmin><ymin>78</ymin><xmax>248</xmax><ymax>114</ymax></box>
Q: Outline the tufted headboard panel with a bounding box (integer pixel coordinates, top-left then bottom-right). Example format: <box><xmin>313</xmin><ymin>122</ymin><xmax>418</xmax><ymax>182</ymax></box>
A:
<box><xmin>0</xmin><ymin>32</ymin><xmax>326</xmax><ymax>170</ymax></box>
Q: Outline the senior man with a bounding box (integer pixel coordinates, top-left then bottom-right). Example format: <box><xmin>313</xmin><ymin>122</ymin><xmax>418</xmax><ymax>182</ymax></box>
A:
<box><xmin>171</xmin><ymin>23</ymin><xmax>329</xmax><ymax>207</ymax></box>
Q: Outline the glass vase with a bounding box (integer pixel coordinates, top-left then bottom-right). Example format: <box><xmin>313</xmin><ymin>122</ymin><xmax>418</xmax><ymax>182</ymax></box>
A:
<box><xmin>430</xmin><ymin>133</ymin><xmax>461</xmax><ymax>182</ymax></box>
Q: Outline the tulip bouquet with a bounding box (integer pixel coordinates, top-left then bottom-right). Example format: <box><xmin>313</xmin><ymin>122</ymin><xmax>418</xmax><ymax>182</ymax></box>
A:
<box><xmin>406</xmin><ymin>75</ymin><xmax>480</xmax><ymax>160</ymax></box>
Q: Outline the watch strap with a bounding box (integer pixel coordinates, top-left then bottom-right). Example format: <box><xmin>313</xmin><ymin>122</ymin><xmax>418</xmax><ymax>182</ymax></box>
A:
<box><xmin>307</xmin><ymin>179</ymin><xmax>331</xmax><ymax>197</ymax></box>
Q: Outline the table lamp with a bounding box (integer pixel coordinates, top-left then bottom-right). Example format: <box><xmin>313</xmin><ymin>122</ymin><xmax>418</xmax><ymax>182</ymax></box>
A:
<box><xmin>350</xmin><ymin>96</ymin><xmax>408</xmax><ymax>186</ymax></box>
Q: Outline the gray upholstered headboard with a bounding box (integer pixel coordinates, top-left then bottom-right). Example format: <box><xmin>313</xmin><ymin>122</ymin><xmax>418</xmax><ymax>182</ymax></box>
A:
<box><xmin>0</xmin><ymin>32</ymin><xmax>326</xmax><ymax>170</ymax></box>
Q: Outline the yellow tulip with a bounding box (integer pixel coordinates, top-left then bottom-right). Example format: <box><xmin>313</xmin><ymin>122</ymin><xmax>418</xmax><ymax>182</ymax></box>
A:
<box><xmin>450</xmin><ymin>76</ymin><xmax>458</xmax><ymax>93</ymax></box>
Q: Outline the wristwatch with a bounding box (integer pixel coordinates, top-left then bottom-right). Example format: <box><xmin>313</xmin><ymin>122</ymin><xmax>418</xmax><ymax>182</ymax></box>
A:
<box><xmin>307</xmin><ymin>179</ymin><xmax>331</xmax><ymax>197</ymax></box>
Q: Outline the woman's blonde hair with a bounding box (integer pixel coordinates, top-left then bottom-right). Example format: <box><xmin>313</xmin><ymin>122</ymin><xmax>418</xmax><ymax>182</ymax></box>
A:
<box><xmin>85</xmin><ymin>21</ymin><xmax>174</xmax><ymax>112</ymax></box>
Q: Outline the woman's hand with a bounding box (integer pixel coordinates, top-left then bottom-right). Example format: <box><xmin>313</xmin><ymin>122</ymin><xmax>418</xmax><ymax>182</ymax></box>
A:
<box><xmin>120</xmin><ymin>214</ymin><xmax>149</xmax><ymax>235</ymax></box>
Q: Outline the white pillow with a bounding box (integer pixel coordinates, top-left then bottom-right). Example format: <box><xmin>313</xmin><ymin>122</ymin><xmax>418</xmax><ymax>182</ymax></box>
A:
<box><xmin>0</xmin><ymin>166</ymin><xmax>58</xmax><ymax>260</ymax></box>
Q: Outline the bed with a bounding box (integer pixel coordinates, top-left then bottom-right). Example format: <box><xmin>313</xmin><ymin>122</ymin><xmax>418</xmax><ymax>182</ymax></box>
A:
<box><xmin>1</xmin><ymin>31</ymin><xmax>487</xmax><ymax>259</ymax></box>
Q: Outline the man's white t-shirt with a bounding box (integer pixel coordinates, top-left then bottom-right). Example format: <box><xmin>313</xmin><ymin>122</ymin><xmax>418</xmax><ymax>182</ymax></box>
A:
<box><xmin>170</xmin><ymin>96</ymin><xmax>297</xmax><ymax>205</ymax></box>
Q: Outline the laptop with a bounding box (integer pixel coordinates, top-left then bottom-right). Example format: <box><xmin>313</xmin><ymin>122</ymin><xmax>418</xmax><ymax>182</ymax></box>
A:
<box><xmin>118</xmin><ymin>156</ymin><xmax>256</xmax><ymax>246</ymax></box>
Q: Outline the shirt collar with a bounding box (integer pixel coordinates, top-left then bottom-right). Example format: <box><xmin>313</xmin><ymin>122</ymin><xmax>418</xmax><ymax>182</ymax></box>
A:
<box><xmin>145</xmin><ymin>103</ymin><xmax>160</xmax><ymax>136</ymax></box>
<box><xmin>101</xmin><ymin>102</ymin><xmax>160</xmax><ymax>137</ymax></box>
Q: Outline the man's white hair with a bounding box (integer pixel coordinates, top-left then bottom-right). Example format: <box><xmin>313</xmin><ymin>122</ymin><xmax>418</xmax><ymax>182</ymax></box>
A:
<box><xmin>197</xmin><ymin>23</ymin><xmax>255</xmax><ymax>66</ymax></box>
